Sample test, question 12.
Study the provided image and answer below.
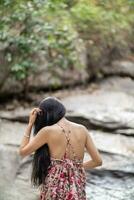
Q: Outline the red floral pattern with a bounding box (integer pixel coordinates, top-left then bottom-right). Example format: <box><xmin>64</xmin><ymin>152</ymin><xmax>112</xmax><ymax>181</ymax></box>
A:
<box><xmin>39</xmin><ymin>124</ymin><xmax>87</xmax><ymax>200</ymax></box>
<box><xmin>39</xmin><ymin>156</ymin><xmax>86</xmax><ymax>200</ymax></box>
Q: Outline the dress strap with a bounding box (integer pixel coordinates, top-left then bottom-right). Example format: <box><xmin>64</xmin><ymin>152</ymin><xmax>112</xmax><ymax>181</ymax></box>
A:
<box><xmin>56</xmin><ymin>123</ymin><xmax>78</xmax><ymax>160</ymax></box>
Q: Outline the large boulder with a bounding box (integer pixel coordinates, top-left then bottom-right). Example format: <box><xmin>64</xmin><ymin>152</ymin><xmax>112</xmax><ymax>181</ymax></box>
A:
<box><xmin>101</xmin><ymin>60</ymin><xmax>134</xmax><ymax>78</ymax></box>
<box><xmin>62</xmin><ymin>77</ymin><xmax>134</xmax><ymax>135</ymax></box>
<box><xmin>0</xmin><ymin>120</ymin><xmax>39</xmax><ymax>200</ymax></box>
<box><xmin>0</xmin><ymin>65</ymin><xmax>88</xmax><ymax>95</ymax></box>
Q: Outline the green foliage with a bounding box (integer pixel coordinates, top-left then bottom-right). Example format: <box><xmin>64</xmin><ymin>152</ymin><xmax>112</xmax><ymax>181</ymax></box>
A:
<box><xmin>70</xmin><ymin>0</ymin><xmax>134</xmax><ymax>75</ymax></box>
<box><xmin>0</xmin><ymin>0</ymin><xmax>133</xmax><ymax>92</ymax></box>
<box><xmin>0</xmin><ymin>0</ymin><xmax>79</xmax><ymax>85</ymax></box>
<box><xmin>71</xmin><ymin>0</ymin><xmax>133</xmax><ymax>37</ymax></box>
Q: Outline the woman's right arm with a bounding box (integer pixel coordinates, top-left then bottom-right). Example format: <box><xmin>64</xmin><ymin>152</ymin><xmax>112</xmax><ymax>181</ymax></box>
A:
<box><xmin>82</xmin><ymin>127</ymin><xmax>102</xmax><ymax>170</ymax></box>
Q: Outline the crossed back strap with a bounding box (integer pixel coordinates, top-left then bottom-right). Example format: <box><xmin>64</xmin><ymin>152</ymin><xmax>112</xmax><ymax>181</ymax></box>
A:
<box><xmin>57</xmin><ymin>123</ymin><xmax>78</xmax><ymax>160</ymax></box>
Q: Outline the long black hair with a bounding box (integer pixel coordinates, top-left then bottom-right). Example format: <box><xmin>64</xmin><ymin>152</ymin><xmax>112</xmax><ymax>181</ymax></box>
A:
<box><xmin>31</xmin><ymin>97</ymin><xmax>66</xmax><ymax>187</ymax></box>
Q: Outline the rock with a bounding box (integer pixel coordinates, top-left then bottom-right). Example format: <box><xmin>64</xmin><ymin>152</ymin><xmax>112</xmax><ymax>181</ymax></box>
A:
<box><xmin>0</xmin><ymin>119</ymin><xmax>27</xmax><ymax>145</ymax></box>
<box><xmin>7</xmin><ymin>155</ymin><xmax>39</xmax><ymax>200</ymax></box>
<box><xmin>61</xmin><ymin>75</ymin><xmax>134</xmax><ymax>200</ymax></box>
<box><xmin>0</xmin><ymin>107</ymin><xmax>31</xmax><ymax>123</ymax></box>
<box><xmin>114</xmin><ymin>128</ymin><xmax>134</xmax><ymax>136</ymax></box>
<box><xmin>90</xmin><ymin>130</ymin><xmax>134</xmax><ymax>156</ymax></box>
<box><xmin>84</xmin><ymin>152</ymin><xmax>134</xmax><ymax>200</ymax></box>
<box><xmin>99</xmin><ymin>76</ymin><xmax>134</xmax><ymax>95</ymax></box>
<box><xmin>97</xmin><ymin>152</ymin><xmax>134</xmax><ymax>173</ymax></box>
<box><xmin>85</xmin><ymin>151</ymin><xmax>134</xmax><ymax>174</ymax></box>
<box><xmin>0</xmin><ymin>120</ymin><xmax>39</xmax><ymax>200</ymax></box>
<box><xmin>0</xmin><ymin>155</ymin><xmax>39</xmax><ymax>200</ymax></box>
<box><xmin>85</xmin><ymin>169</ymin><xmax>134</xmax><ymax>200</ymax></box>
<box><xmin>0</xmin><ymin>65</ymin><xmax>88</xmax><ymax>95</ymax></box>
<box><xmin>0</xmin><ymin>145</ymin><xmax>20</xmax><ymax>186</ymax></box>
<box><xmin>62</xmin><ymin>78</ymin><xmax>134</xmax><ymax>134</ymax></box>
<box><xmin>29</xmin><ymin>65</ymin><xmax>88</xmax><ymax>88</ymax></box>
<box><xmin>1</xmin><ymin>76</ymin><xmax>134</xmax><ymax>200</ymax></box>
<box><xmin>101</xmin><ymin>60</ymin><xmax>134</xmax><ymax>78</ymax></box>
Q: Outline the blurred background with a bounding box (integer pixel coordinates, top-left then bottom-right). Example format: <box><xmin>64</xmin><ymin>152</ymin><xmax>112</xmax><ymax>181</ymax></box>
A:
<box><xmin>0</xmin><ymin>0</ymin><xmax>134</xmax><ymax>199</ymax></box>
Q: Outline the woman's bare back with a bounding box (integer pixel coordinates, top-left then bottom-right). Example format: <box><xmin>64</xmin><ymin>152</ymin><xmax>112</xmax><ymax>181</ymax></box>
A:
<box><xmin>20</xmin><ymin>115</ymin><xmax>102</xmax><ymax>170</ymax></box>
<box><xmin>40</xmin><ymin>120</ymin><xmax>87</xmax><ymax>200</ymax></box>
<box><xmin>47</xmin><ymin>120</ymin><xmax>86</xmax><ymax>161</ymax></box>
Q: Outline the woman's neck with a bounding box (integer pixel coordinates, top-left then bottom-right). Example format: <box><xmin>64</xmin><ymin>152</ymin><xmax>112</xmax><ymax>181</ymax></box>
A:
<box><xmin>57</xmin><ymin>117</ymin><xmax>69</xmax><ymax>126</ymax></box>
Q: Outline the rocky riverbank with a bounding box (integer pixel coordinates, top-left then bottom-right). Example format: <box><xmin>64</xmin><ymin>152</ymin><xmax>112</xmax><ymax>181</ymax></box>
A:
<box><xmin>0</xmin><ymin>76</ymin><xmax>134</xmax><ymax>200</ymax></box>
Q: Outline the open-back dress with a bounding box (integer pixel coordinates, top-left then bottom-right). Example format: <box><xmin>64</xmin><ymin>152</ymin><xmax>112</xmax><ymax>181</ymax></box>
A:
<box><xmin>39</xmin><ymin>124</ymin><xmax>86</xmax><ymax>200</ymax></box>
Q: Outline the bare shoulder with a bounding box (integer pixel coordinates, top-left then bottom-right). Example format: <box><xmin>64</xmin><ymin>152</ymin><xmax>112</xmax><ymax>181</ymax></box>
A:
<box><xmin>41</xmin><ymin>124</ymin><xmax>59</xmax><ymax>134</ymax></box>
<box><xmin>39</xmin><ymin>122</ymin><xmax>88</xmax><ymax>133</ymax></box>
<box><xmin>70</xmin><ymin>121</ymin><xmax>86</xmax><ymax>128</ymax></box>
<box><xmin>38</xmin><ymin>126</ymin><xmax>52</xmax><ymax>136</ymax></box>
<box><xmin>69</xmin><ymin>121</ymin><xmax>88</xmax><ymax>135</ymax></box>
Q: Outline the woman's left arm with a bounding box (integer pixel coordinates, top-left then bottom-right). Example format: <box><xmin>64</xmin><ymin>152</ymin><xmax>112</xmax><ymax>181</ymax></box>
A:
<box><xmin>19</xmin><ymin>108</ymin><xmax>48</xmax><ymax>157</ymax></box>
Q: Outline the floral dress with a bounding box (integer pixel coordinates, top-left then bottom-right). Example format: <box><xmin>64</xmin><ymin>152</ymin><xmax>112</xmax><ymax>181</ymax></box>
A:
<box><xmin>39</xmin><ymin>124</ymin><xmax>86</xmax><ymax>200</ymax></box>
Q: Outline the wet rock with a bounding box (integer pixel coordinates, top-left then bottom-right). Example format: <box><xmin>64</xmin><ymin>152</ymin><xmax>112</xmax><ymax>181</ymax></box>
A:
<box><xmin>84</xmin><ymin>151</ymin><xmax>134</xmax><ymax>200</ymax></box>
<box><xmin>86</xmin><ymin>169</ymin><xmax>134</xmax><ymax>200</ymax></box>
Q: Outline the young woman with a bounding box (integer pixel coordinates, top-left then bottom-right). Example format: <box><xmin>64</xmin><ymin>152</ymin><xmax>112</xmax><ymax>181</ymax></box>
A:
<box><xmin>19</xmin><ymin>97</ymin><xmax>102</xmax><ymax>200</ymax></box>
